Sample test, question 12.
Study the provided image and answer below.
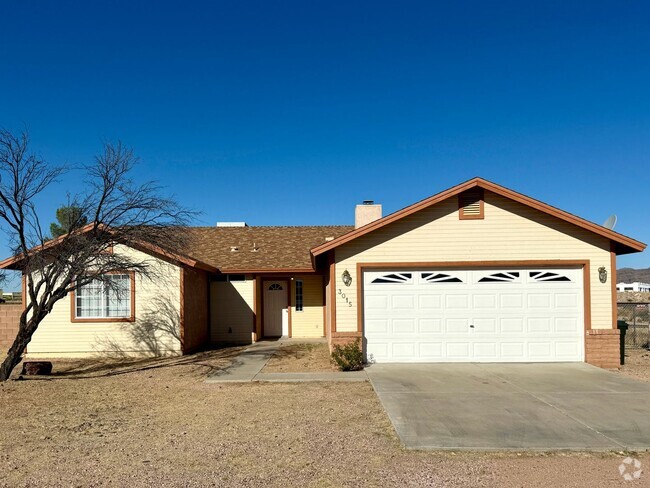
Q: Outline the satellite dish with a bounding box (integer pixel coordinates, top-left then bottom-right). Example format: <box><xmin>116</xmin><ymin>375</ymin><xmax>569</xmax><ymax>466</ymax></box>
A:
<box><xmin>603</xmin><ymin>214</ymin><xmax>617</xmax><ymax>230</ymax></box>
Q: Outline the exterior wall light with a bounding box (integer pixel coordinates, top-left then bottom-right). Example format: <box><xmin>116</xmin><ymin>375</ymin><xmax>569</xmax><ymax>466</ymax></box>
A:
<box><xmin>342</xmin><ymin>270</ymin><xmax>352</xmax><ymax>287</ymax></box>
<box><xmin>598</xmin><ymin>267</ymin><xmax>607</xmax><ymax>283</ymax></box>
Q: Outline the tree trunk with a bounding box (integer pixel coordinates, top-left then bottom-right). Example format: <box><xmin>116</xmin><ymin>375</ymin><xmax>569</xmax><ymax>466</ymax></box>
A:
<box><xmin>0</xmin><ymin>316</ymin><xmax>35</xmax><ymax>381</ymax></box>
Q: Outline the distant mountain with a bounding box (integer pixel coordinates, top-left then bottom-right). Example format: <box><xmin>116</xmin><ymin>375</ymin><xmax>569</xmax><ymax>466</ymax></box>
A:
<box><xmin>617</xmin><ymin>268</ymin><xmax>650</xmax><ymax>284</ymax></box>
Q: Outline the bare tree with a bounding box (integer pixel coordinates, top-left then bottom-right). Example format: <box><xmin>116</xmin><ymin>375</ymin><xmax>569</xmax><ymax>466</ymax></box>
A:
<box><xmin>0</xmin><ymin>128</ymin><xmax>195</xmax><ymax>380</ymax></box>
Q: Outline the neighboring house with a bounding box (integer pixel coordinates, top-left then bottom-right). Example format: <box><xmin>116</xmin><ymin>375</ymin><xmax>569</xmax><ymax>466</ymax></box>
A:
<box><xmin>616</xmin><ymin>282</ymin><xmax>650</xmax><ymax>292</ymax></box>
<box><xmin>0</xmin><ymin>177</ymin><xmax>645</xmax><ymax>368</ymax></box>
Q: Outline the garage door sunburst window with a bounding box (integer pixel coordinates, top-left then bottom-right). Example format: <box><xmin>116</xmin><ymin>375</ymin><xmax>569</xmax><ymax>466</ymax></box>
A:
<box><xmin>371</xmin><ymin>273</ymin><xmax>413</xmax><ymax>284</ymax></box>
<box><xmin>421</xmin><ymin>272</ymin><xmax>463</xmax><ymax>283</ymax></box>
<box><xmin>478</xmin><ymin>272</ymin><xmax>520</xmax><ymax>283</ymax></box>
<box><xmin>529</xmin><ymin>271</ymin><xmax>571</xmax><ymax>282</ymax></box>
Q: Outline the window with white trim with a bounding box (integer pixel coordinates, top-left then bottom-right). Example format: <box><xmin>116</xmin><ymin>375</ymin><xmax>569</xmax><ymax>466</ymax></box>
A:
<box><xmin>295</xmin><ymin>280</ymin><xmax>303</xmax><ymax>312</ymax></box>
<box><xmin>75</xmin><ymin>274</ymin><xmax>132</xmax><ymax>319</ymax></box>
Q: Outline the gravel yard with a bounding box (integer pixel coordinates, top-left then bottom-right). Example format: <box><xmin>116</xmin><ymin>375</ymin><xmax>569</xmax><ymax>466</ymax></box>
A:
<box><xmin>0</xmin><ymin>348</ymin><xmax>648</xmax><ymax>487</ymax></box>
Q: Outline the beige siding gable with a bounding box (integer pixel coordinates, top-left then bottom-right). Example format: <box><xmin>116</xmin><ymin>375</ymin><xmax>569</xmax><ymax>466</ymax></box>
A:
<box><xmin>334</xmin><ymin>191</ymin><xmax>613</xmax><ymax>332</ymax></box>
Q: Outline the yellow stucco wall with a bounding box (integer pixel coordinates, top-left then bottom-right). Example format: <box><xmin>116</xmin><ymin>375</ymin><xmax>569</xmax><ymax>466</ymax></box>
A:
<box><xmin>26</xmin><ymin>245</ymin><xmax>182</xmax><ymax>358</ymax></box>
<box><xmin>334</xmin><ymin>191</ymin><xmax>613</xmax><ymax>332</ymax></box>
<box><xmin>290</xmin><ymin>275</ymin><xmax>324</xmax><ymax>338</ymax></box>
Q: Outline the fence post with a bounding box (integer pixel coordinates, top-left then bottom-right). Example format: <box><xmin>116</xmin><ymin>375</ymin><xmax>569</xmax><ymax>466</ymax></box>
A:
<box><xmin>617</xmin><ymin>320</ymin><xmax>628</xmax><ymax>365</ymax></box>
<box><xmin>633</xmin><ymin>306</ymin><xmax>637</xmax><ymax>347</ymax></box>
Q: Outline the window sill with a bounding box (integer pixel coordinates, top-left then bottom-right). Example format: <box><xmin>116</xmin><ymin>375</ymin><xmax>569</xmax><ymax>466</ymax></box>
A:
<box><xmin>72</xmin><ymin>317</ymin><xmax>135</xmax><ymax>323</ymax></box>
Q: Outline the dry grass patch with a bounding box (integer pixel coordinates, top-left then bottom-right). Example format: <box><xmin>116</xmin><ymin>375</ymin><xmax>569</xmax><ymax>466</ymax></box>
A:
<box><xmin>0</xmin><ymin>348</ymin><xmax>648</xmax><ymax>487</ymax></box>
<box><xmin>263</xmin><ymin>342</ymin><xmax>336</xmax><ymax>373</ymax></box>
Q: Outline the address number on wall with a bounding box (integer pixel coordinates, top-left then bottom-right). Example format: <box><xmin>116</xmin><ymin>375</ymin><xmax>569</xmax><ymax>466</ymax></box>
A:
<box><xmin>337</xmin><ymin>288</ymin><xmax>353</xmax><ymax>307</ymax></box>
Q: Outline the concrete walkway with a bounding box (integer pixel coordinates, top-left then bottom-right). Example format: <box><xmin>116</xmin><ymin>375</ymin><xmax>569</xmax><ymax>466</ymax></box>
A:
<box><xmin>205</xmin><ymin>341</ymin><xmax>368</xmax><ymax>383</ymax></box>
<box><xmin>368</xmin><ymin>362</ymin><xmax>650</xmax><ymax>451</ymax></box>
<box><xmin>205</xmin><ymin>341</ymin><xmax>279</xmax><ymax>382</ymax></box>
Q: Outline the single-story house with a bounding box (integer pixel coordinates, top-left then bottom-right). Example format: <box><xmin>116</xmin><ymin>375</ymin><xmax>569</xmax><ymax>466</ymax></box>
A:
<box><xmin>1</xmin><ymin>177</ymin><xmax>645</xmax><ymax>368</ymax></box>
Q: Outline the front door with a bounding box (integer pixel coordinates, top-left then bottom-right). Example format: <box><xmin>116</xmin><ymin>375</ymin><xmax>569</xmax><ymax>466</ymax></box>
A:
<box><xmin>263</xmin><ymin>281</ymin><xmax>288</xmax><ymax>337</ymax></box>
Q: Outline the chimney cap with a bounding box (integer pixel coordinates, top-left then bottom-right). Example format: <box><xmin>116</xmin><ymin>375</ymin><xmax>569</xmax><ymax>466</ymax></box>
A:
<box><xmin>362</xmin><ymin>200</ymin><xmax>375</xmax><ymax>205</ymax></box>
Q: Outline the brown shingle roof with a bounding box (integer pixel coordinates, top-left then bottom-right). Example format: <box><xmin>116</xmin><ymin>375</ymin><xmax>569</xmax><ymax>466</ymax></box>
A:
<box><xmin>184</xmin><ymin>226</ymin><xmax>354</xmax><ymax>272</ymax></box>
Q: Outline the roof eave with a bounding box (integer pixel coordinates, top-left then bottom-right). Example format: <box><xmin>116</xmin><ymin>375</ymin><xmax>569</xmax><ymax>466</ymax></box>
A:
<box><xmin>0</xmin><ymin>257</ymin><xmax>23</xmax><ymax>271</ymax></box>
<box><xmin>0</xmin><ymin>224</ymin><xmax>220</xmax><ymax>274</ymax></box>
<box><xmin>218</xmin><ymin>267</ymin><xmax>318</xmax><ymax>274</ymax></box>
<box><xmin>615</xmin><ymin>242</ymin><xmax>647</xmax><ymax>256</ymax></box>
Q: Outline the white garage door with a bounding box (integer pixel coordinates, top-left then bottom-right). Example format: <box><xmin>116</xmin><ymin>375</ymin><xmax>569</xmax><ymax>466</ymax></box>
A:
<box><xmin>363</xmin><ymin>268</ymin><xmax>584</xmax><ymax>363</ymax></box>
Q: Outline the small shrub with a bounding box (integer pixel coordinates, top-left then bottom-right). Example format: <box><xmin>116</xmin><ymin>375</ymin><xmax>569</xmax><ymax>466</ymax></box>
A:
<box><xmin>331</xmin><ymin>339</ymin><xmax>364</xmax><ymax>371</ymax></box>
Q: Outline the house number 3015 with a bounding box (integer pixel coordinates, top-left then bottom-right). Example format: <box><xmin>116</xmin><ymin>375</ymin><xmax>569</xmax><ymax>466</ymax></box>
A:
<box><xmin>338</xmin><ymin>288</ymin><xmax>353</xmax><ymax>307</ymax></box>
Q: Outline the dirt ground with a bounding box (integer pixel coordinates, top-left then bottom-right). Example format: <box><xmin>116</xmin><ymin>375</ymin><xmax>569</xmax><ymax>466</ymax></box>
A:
<box><xmin>617</xmin><ymin>347</ymin><xmax>650</xmax><ymax>382</ymax></box>
<box><xmin>1</xmin><ymin>348</ymin><xmax>649</xmax><ymax>487</ymax></box>
<box><xmin>263</xmin><ymin>342</ymin><xmax>336</xmax><ymax>373</ymax></box>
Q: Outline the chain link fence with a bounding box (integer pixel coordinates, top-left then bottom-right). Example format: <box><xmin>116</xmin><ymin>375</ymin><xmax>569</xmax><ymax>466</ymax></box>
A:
<box><xmin>617</xmin><ymin>302</ymin><xmax>650</xmax><ymax>349</ymax></box>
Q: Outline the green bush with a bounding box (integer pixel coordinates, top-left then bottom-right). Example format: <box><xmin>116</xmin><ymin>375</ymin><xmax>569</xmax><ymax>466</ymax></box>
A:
<box><xmin>331</xmin><ymin>339</ymin><xmax>364</xmax><ymax>371</ymax></box>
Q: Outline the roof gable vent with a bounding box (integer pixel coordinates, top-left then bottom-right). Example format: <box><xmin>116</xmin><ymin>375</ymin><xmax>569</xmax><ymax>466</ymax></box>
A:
<box><xmin>458</xmin><ymin>189</ymin><xmax>484</xmax><ymax>220</ymax></box>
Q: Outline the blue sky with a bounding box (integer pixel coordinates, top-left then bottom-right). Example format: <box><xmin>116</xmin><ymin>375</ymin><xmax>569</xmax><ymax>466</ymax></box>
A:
<box><xmin>1</xmin><ymin>0</ymin><xmax>649</xmax><ymax>289</ymax></box>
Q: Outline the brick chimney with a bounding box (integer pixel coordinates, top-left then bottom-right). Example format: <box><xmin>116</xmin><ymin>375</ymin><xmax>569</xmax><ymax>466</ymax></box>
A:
<box><xmin>355</xmin><ymin>200</ymin><xmax>382</xmax><ymax>228</ymax></box>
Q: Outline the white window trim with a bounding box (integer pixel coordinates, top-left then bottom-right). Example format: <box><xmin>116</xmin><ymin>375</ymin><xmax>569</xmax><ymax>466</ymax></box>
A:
<box><xmin>73</xmin><ymin>273</ymin><xmax>134</xmax><ymax>322</ymax></box>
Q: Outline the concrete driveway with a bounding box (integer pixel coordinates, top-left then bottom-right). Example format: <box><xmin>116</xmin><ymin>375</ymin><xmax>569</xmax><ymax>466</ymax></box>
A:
<box><xmin>366</xmin><ymin>363</ymin><xmax>650</xmax><ymax>450</ymax></box>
